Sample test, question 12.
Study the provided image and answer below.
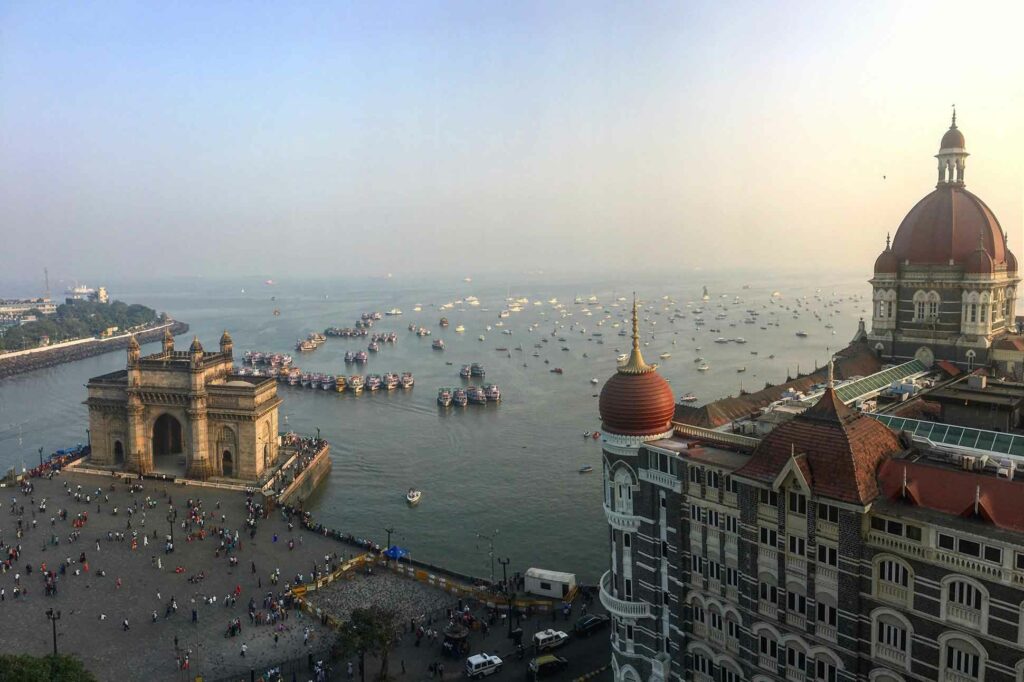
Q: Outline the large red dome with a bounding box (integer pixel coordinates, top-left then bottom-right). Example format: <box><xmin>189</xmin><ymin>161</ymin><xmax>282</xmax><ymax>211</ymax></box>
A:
<box><xmin>599</xmin><ymin>370</ymin><xmax>676</xmax><ymax>437</ymax></box>
<box><xmin>890</xmin><ymin>185</ymin><xmax>1007</xmax><ymax>267</ymax></box>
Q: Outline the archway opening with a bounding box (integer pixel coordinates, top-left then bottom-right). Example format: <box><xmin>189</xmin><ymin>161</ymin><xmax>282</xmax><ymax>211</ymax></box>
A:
<box><xmin>113</xmin><ymin>440</ymin><xmax>125</xmax><ymax>465</ymax></box>
<box><xmin>153</xmin><ymin>414</ymin><xmax>183</xmax><ymax>456</ymax></box>
<box><xmin>223</xmin><ymin>450</ymin><xmax>233</xmax><ymax>478</ymax></box>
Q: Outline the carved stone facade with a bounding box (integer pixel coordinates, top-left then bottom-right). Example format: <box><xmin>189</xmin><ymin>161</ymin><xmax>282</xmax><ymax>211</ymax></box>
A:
<box><xmin>85</xmin><ymin>330</ymin><xmax>281</xmax><ymax>481</ymax></box>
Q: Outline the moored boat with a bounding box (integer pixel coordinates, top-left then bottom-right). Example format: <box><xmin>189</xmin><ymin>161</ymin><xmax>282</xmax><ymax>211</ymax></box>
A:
<box><xmin>407</xmin><ymin>488</ymin><xmax>421</xmax><ymax>505</ymax></box>
<box><xmin>453</xmin><ymin>388</ymin><xmax>468</xmax><ymax>406</ymax></box>
<box><xmin>432</xmin><ymin>339</ymin><xmax>445</xmax><ymax>350</ymax></box>
<box><xmin>437</xmin><ymin>387</ymin><xmax>453</xmax><ymax>406</ymax></box>
<box><xmin>348</xmin><ymin>375</ymin><xmax>364</xmax><ymax>394</ymax></box>
<box><xmin>400</xmin><ymin>372</ymin><xmax>414</xmax><ymax>388</ymax></box>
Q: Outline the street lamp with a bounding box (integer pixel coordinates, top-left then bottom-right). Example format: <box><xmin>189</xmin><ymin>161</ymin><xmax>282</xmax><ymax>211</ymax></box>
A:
<box><xmin>167</xmin><ymin>510</ymin><xmax>175</xmax><ymax>543</ymax></box>
<box><xmin>476</xmin><ymin>530</ymin><xmax>498</xmax><ymax>585</ymax></box>
<box><xmin>498</xmin><ymin>557</ymin><xmax>514</xmax><ymax>637</ymax></box>
<box><xmin>86</xmin><ymin>429</ymin><xmax>91</xmax><ymax>449</ymax></box>
<box><xmin>384</xmin><ymin>526</ymin><xmax>394</xmax><ymax>565</ymax></box>
<box><xmin>38</xmin><ymin>446</ymin><xmax>44</xmax><ymax>468</ymax></box>
<box><xmin>46</xmin><ymin>608</ymin><xmax>61</xmax><ymax>655</ymax></box>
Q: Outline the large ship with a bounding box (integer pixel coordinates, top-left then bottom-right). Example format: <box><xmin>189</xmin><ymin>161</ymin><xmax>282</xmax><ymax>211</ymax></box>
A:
<box><xmin>484</xmin><ymin>384</ymin><xmax>501</xmax><ymax>402</ymax></box>
<box><xmin>354</xmin><ymin>351</ymin><xmax>369</xmax><ymax>364</ymax></box>
<box><xmin>383</xmin><ymin>372</ymin><xmax>399</xmax><ymax>390</ymax></box>
<box><xmin>432</xmin><ymin>339</ymin><xmax>445</xmax><ymax>351</ymax></box>
<box><xmin>348</xmin><ymin>375</ymin><xmax>365</xmax><ymax>394</ymax></box>
<box><xmin>470</xmin><ymin>362</ymin><xmax>485</xmax><ymax>377</ymax></box>
<box><xmin>365</xmin><ymin>374</ymin><xmax>382</xmax><ymax>391</ymax></box>
<box><xmin>400</xmin><ymin>371</ymin><xmax>415</xmax><ymax>389</ymax></box>
<box><xmin>437</xmin><ymin>387</ymin><xmax>453</xmax><ymax>407</ymax></box>
<box><xmin>453</xmin><ymin>388</ymin><xmax>468</xmax><ymax>406</ymax></box>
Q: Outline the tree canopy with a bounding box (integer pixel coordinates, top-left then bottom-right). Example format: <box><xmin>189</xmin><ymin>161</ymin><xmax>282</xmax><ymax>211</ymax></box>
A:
<box><xmin>334</xmin><ymin>606</ymin><xmax>400</xmax><ymax>681</ymax></box>
<box><xmin>0</xmin><ymin>300</ymin><xmax>160</xmax><ymax>351</ymax></box>
<box><xmin>0</xmin><ymin>654</ymin><xmax>99</xmax><ymax>682</ymax></box>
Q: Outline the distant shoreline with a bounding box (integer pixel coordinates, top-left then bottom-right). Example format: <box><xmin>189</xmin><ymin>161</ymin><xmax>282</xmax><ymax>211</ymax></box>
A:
<box><xmin>0</xmin><ymin>319</ymin><xmax>190</xmax><ymax>379</ymax></box>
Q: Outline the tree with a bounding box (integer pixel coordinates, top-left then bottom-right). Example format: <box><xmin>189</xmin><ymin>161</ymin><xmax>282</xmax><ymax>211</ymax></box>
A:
<box><xmin>0</xmin><ymin>654</ymin><xmax>99</xmax><ymax>681</ymax></box>
<box><xmin>334</xmin><ymin>606</ymin><xmax>400</xmax><ymax>681</ymax></box>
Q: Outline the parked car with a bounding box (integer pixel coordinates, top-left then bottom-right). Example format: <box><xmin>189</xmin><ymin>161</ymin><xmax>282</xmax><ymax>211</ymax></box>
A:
<box><xmin>573</xmin><ymin>613</ymin><xmax>610</xmax><ymax>636</ymax></box>
<box><xmin>465</xmin><ymin>653</ymin><xmax>503</xmax><ymax>679</ymax></box>
<box><xmin>529</xmin><ymin>655</ymin><xmax>569</xmax><ymax>678</ymax></box>
<box><xmin>532</xmin><ymin>629</ymin><xmax>569</xmax><ymax>651</ymax></box>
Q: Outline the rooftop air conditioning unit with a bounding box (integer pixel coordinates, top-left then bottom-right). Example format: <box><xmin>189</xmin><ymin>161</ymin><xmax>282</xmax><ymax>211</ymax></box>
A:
<box><xmin>961</xmin><ymin>455</ymin><xmax>977</xmax><ymax>471</ymax></box>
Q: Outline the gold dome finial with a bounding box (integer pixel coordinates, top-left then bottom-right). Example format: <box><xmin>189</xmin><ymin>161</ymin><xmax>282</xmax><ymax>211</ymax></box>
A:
<box><xmin>619</xmin><ymin>293</ymin><xmax>655</xmax><ymax>375</ymax></box>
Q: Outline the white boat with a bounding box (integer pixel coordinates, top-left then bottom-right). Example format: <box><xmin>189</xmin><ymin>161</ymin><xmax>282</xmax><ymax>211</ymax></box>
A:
<box><xmin>406</xmin><ymin>489</ymin><xmax>422</xmax><ymax>506</ymax></box>
<box><xmin>478</xmin><ymin>335</ymin><xmax>485</xmax><ymax>341</ymax></box>
<box><xmin>659</xmin><ymin>352</ymin><xmax>671</xmax><ymax>359</ymax></box>
<box><xmin>386</xmin><ymin>308</ymin><xmax>403</xmax><ymax>316</ymax></box>
<box><xmin>616</xmin><ymin>353</ymin><xmax>628</xmax><ymax>362</ymax></box>
<box><xmin>697</xmin><ymin>363</ymin><xmax>710</xmax><ymax>372</ymax></box>
<box><xmin>455</xmin><ymin>325</ymin><xmax>466</xmax><ymax>333</ymax></box>
<box><xmin>590</xmin><ymin>378</ymin><xmax>599</xmax><ymax>384</ymax></box>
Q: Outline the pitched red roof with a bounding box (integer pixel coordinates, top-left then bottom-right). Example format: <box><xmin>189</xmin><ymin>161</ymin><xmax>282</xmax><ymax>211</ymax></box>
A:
<box><xmin>675</xmin><ymin>342</ymin><xmax>883</xmax><ymax>429</ymax></box>
<box><xmin>735</xmin><ymin>387</ymin><xmax>902</xmax><ymax>505</ymax></box>
<box><xmin>878</xmin><ymin>459</ymin><xmax>1024</xmax><ymax>533</ymax></box>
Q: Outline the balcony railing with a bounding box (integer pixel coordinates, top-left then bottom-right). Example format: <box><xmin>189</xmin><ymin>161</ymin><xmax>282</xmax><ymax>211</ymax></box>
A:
<box><xmin>815</xmin><ymin>623</ymin><xmax>837</xmax><ymax>642</ymax></box>
<box><xmin>725</xmin><ymin>537</ymin><xmax>738</xmax><ymax>559</ymax></box>
<box><xmin>944</xmin><ymin>671</ymin><xmax>978</xmax><ymax>682</ymax></box>
<box><xmin>788</xmin><ymin>555</ymin><xmax>807</xmax><ymax>576</ymax></box>
<box><xmin>599</xmin><ymin>571</ymin><xmax>651</xmax><ymax>619</ymax></box>
<box><xmin>816</xmin><ymin>520</ymin><xmax>839</xmax><ymax>540</ymax></box>
<box><xmin>603</xmin><ymin>503</ymin><xmax>641</xmax><ymax>533</ymax></box>
<box><xmin>688</xmin><ymin>482</ymin><xmax>702</xmax><ymax>498</ymax></box>
<box><xmin>693</xmin><ymin>622</ymin><xmax>708</xmax><ymax>638</ymax></box>
<box><xmin>708</xmin><ymin>628</ymin><xmax>724</xmax><ymax>648</ymax></box>
<box><xmin>759</xmin><ymin>546</ymin><xmax>778</xmax><ymax>571</ymax></box>
<box><xmin>759</xmin><ymin>600</ymin><xmax>778</xmax><ymax>619</ymax></box>
<box><xmin>724</xmin><ymin>491</ymin><xmax>738</xmax><ymax>508</ymax></box>
<box><xmin>707</xmin><ymin>528</ymin><xmax>721</xmax><ymax>551</ymax></box>
<box><xmin>816</xmin><ymin>564</ymin><xmax>838</xmax><ymax>588</ymax></box>
<box><xmin>640</xmin><ymin>468</ymin><xmax>681</xmax><ymax>493</ymax></box>
<box><xmin>759</xmin><ymin>503</ymin><xmax>778</xmax><ymax>522</ymax></box>
<box><xmin>876</xmin><ymin>642</ymin><xmax>907</xmax><ymax>666</ymax></box>
<box><xmin>876</xmin><ymin>581</ymin><xmax>910</xmax><ymax>607</ymax></box>
<box><xmin>708</xmin><ymin>578</ymin><xmax>721</xmax><ymax>595</ymax></box>
<box><xmin>947</xmin><ymin>602</ymin><xmax>983</xmax><ymax>628</ymax></box>
<box><xmin>786</xmin><ymin>611</ymin><xmax>807</xmax><ymax>630</ymax></box>
<box><xmin>786</xmin><ymin>668</ymin><xmax>806</xmax><ymax>682</ymax></box>
<box><xmin>727</xmin><ymin>638</ymin><xmax>739</xmax><ymax>654</ymax></box>
<box><xmin>758</xmin><ymin>654</ymin><xmax>777</xmax><ymax>672</ymax></box>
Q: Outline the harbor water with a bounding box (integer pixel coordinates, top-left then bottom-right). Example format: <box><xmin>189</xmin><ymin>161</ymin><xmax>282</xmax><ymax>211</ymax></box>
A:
<box><xmin>0</xmin><ymin>271</ymin><xmax>869</xmax><ymax>582</ymax></box>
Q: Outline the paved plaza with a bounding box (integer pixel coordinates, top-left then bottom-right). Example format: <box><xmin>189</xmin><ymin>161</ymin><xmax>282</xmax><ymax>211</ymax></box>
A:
<box><xmin>0</xmin><ymin>470</ymin><xmax>339</xmax><ymax>681</ymax></box>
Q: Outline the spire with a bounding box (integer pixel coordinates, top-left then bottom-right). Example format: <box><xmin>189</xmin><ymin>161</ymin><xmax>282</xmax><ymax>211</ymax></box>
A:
<box><xmin>885</xmin><ymin>232</ymin><xmax>891</xmax><ymax>250</ymax></box>
<box><xmin>951</xmin><ymin>104</ymin><xmax>957</xmax><ymax>128</ymax></box>
<box><xmin>827</xmin><ymin>357</ymin><xmax>835</xmax><ymax>389</ymax></box>
<box><xmin>618</xmin><ymin>293</ymin><xmax>655</xmax><ymax>375</ymax></box>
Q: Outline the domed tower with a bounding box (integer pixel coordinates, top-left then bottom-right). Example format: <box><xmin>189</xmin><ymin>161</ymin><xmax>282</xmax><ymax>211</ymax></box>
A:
<box><xmin>598</xmin><ymin>297</ymin><xmax>676</xmax><ymax>682</ymax></box>
<box><xmin>868</xmin><ymin>113</ymin><xmax>1019</xmax><ymax>368</ymax></box>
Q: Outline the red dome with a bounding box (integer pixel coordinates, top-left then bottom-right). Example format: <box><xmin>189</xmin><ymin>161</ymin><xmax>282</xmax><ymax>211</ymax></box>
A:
<box><xmin>941</xmin><ymin>126</ymin><xmax>965</xmax><ymax>149</ymax></box>
<box><xmin>874</xmin><ymin>248</ymin><xmax>899</xmax><ymax>274</ymax></box>
<box><xmin>965</xmin><ymin>246</ymin><xmax>996</xmax><ymax>275</ymax></box>
<box><xmin>599</xmin><ymin>370</ymin><xmax>675</xmax><ymax>437</ymax></box>
<box><xmin>890</xmin><ymin>185</ymin><xmax>1005</xmax><ymax>267</ymax></box>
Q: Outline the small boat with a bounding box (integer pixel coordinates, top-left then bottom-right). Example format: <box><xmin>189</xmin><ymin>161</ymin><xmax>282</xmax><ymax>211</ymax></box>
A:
<box><xmin>578</xmin><ymin>465</ymin><xmax>594</xmax><ymax>474</ymax></box>
<box><xmin>583</xmin><ymin>431</ymin><xmax>592</xmax><ymax>437</ymax></box>
<box><xmin>460</xmin><ymin>365</ymin><xmax>472</xmax><ymax>378</ymax></box>
<box><xmin>659</xmin><ymin>352</ymin><xmax>671</xmax><ymax>359</ymax></box>
<box><xmin>697</xmin><ymin>363</ymin><xmax>710</xmax><ymax>372</ymax></box>
<box><xmin>432</xmin><ymin>339</ymin><xmax>445</xmax><ymax>350</ymax></box>
<box><xmin>737</xmin><ymin>367</ymin><xmax>746</xmax><ymax>373</ymax></box>
<box><xmin>795</xmin><ymin>331</ymin><xmax>808</xmax><ymax>338</ymax></box>
<box><xmin>453</xmin><ymin>388</ymin><xmax>468</xmax><ymax>406</ymax></box>
<box><xmin>386</xmin><ymin>308</ymin><xmax>403</xmax><ymax>316</ymax></box>
<box><xmin>590</xmin><ymin>378</ymin><xmax>599</xmax><ymax>384</ymax></box>
<box><xmin>478</xmin><ymin>335</ymin><xmax>485</xmax><ymax>341</ymax></box>
<box><xmin>551</xmin><ymin>368</ymin><xmax>564</xmax><ymax>374</ymax></box>
<box><xmin>471</xmin><ymin>362</ymin><xmax>485</xmax><ymax>377</ymax></box>
<box><xmin>406</xmin><ymin>489</ymin><xmax>421</xmax><ymax>505</ymax></box>
<box><xmin>348</xmin><ymin>375</ymin><xmax>364</xmax><ymax>394</ymax></box>
<box><xmin>439</xmin><ymin>317</ymin><xmax>449</xmax><ymax>327</ymax></box>
<box><xmin>678</xmin><ymin>393</ymin><xmax>698</xmax><ymax>403</ymax></box>
<box><xmin>591</xmin><ymin>431</ymin><xmax>600</xmax><ymax>440</ymax></box>
<box><xmin>400</xmin><ymin>372</ymin><xmax>415</xmax><ymax>388</ymax></box>
<box><xmin>454</xmin><ymin>325</ymin><xmax>466</xmax><ymax>333</ymax></box>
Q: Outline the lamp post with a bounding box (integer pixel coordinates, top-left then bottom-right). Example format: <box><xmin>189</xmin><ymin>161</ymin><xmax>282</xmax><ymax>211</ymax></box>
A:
<box><xmin>476</xmin><ymin>530</ymin><xmax>498</xmax><ymax>585</ymax></box>
<box><xmin>86</xmin><ymin>429</ymin><xmax>91</xmax><ymax>449</ymax></box>
<box><xmin>38</xmin><ymin>446</ymin><xmax>44</xmax><ymax>469</ymax></box>
<box><xmin>498</xmin><ymin>557</ymin><xmax>514</xmax><ymax>637</ymax></box>
<box><xmin>384</xmin><ymin>526</ymin><xmax>394</xmax><ymax>564</ymax></box>
<box><xmin>46</xmin><ymin>608</ymin><xmax>61</xmax><ymax>655</ymax></box>
<box><xmin>167</xmin><ymin>510</ymin><xmax>174</xmax><ymax>544</ymax></box>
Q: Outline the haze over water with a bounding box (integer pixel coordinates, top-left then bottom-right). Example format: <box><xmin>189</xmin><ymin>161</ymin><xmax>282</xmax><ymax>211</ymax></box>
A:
<box><xmin>0</xmin><ymin>271</ymin><xmax>868</xmax><ymax>581</ymax></box>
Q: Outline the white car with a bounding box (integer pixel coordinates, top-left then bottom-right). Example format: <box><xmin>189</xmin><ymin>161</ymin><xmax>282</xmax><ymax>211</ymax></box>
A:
<box><xmin>465</xmin><ymin>653</ymin><xmax>503</xmax><ymax>679</ymax></box>
<box><xmin>532</xmin><ymin>628</ymin><xmax>570</xmax><ymax>651</ymax></box>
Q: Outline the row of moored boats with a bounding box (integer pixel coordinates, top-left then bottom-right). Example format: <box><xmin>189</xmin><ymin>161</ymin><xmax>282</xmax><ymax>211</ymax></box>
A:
<box><xmin>437</xmin><ymin>384</ymin><xmax>500</xmax><ymax>406</ymax></box>
<box><xmin>280</xmin><ymin>370</ymin><xmax>415</xmax><ymax>393</ymax></box>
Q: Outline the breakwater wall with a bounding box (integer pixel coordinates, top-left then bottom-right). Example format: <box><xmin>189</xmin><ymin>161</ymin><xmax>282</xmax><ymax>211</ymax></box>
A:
<box><xmin>0</xmin><ymin>320</ymin><xmax>189</xmax><ymax>379</ymax></box>
<box><xmin>277</xmin><ymin>445</ymin><xmax>332</xmax><ymax>506</ymax></box>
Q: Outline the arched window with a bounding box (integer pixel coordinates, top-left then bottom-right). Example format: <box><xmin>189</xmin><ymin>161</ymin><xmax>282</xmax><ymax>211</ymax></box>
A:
<box><xmin>754</xmin><ymin>624</ymin><xmax>780</xmax><ymax>672</ymax></box>
<box><xmin>785</xmin><ymin>640</ymin><xmax>808</xmax><ymax>679</ymax></box>
<box><xmin>913</xmin><ymin>291</ymin><xmax>928</xmax><ymax>320</ymax></box>
<box><xmin>691</xmin><ymin>651</ymin><xmax>713</xmax><ymax>678</ymax></box>
<box><xmin>113</xmin><ymin>440</ymin><xmax>125</xmax><ymax>465</ymax></box>
<box><xmin>613</xmin><ymin>467</ymin><xmax>635</xmax><ymax>515</ymax></box>
<box><xmin>943</xmin><ymin>576</ymin><xmax>988</xmax><ymax>632</ymax></box>
<box><xmin>940</xmin><ymin>633</ymin><xmax>986</xmax><ymax>682</ymax></box>
<box><xmin>869</xmin><ymin>670</ymin><xmax>905</xmax><ymax>682</ymax></box>
<box><xmin>875</xmin><ymin>556</ymin><xmax>913</xmax><ymax>607</ymax></box>
<box><xmin>928</xmin><ymin>291</ymin><xmax>941</xmax><ymax>319</ymax></box>
<box><xmin>872</xmin><ymin>608</ymin><xmax>912</xmax><ymax>670</ymax></box>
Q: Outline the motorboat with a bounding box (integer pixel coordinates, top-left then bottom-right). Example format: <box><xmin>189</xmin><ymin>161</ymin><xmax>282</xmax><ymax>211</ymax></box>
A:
<box><xmin>659</xmin><ymin>352</ymin><xmax>671</xmax><ymax>359</ymax></box>
<box><xmin>406</xmin><ymin>489</ymin><xmax>421</xmax><ymax>506</ymax></box>
<box><xmin>678</xmin><ymin>393</ymin><xmax>698</xmax><ymax>403</ymax></box>
<box><xmin>432</xmin><ymin>339</ymin><xmax>445</xmax><ymax>350</ymax></box>
<box><xmin>590</xmin><ymin>378</ymin><xmax>599</xmax><ymax>384</ymax></box>
<box><xmin>697</xmin><ymin>363</ymin><xmax>710</xmax><ymax>372</ymax></box>
<box><xmin>578</xmin><ymin>465</ymin><xmax>594</xmax><ymax>474</ymax></box>
<box><xmin>455</xmin><ymin>325</ymin><xmax>465</xmax><ymax>333</ymax></box>
<box><xmin>400</xmin><ymin>372</ymin><xmax>414</xmax><ymax>388</ymax></box>
<box><xmin>437</xmin><ymin>387</ymin><xmax>453</xmax><ymax>406</ymax></box>
<box><xmin>460</xmin><ymin>364</ymin><xmax>472</xmax><ymax>378</ymax></box>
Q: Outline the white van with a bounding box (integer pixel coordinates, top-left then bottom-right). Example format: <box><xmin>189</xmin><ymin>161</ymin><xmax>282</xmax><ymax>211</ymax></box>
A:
<box><xmin>533</xmin><ymin>629</ymin><xmax>569</xmax><ymax>651</ymax></box>
<box><xmin>465</xmin><ymin>653</ymin><xmax>503</xmax><ymax>678</ymax></box>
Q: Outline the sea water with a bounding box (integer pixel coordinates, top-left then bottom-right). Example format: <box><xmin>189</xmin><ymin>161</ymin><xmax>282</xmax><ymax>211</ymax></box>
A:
<box><xmin>0</xmin><ymin>271</ymin><xmax>869</xmax><ymax>581</ymax></box>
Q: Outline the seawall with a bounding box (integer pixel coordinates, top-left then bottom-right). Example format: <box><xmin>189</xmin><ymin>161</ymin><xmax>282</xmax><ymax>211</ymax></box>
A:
<box><xmin>0</xmin><ymin>320</ymin><xmax>189</xmax><ymax>379</ymax></box>
<box><xmin>278</xmin><ymin>444</ymin><xmax>332</xmax><ymax>506</ymax></box>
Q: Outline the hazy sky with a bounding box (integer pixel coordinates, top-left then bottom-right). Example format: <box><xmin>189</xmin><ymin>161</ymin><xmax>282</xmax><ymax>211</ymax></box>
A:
<box><xmin>2</xmin><ymin>1</ymin><xmax>1022</xmax><ymax>285</ymax></box>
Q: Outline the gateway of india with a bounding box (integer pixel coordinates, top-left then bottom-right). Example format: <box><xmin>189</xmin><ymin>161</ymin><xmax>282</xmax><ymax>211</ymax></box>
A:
<box><xmin>85</xmin><ymin>329</ymin><xmax>281</xmax><ymax>482</ymax></box>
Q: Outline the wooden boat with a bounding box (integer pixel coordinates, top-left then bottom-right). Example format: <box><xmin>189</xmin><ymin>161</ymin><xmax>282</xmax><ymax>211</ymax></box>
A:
<box><xmin>406</xmin><ymin>489</ymin><xmax>421</xmax><ymax>506</ymax></box>
<box><xmin>578</xmin><ymin>465</ymin><xmax>594</xmax><ymax>474</ymax></box>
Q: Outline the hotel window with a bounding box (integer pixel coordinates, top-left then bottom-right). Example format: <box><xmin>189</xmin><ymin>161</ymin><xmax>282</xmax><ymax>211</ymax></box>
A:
<box><xmin>724</xmin><ymin>515</ymin><xmax>738</xmax><ymax>534</ymax></box>
<box><xmin>980</xmin><ymin>304</ymin><xmax>987</xmax><ymax>322</ymax></box>
<box><xmin>788</xmin><ymin>491</ymin><xmax>807</xmax><ymax>515</ymax></box>
<box><xmin>944</xmin><ymin>639</ymin><xmax>982</xmax><ymax>680</ymax></box>
<box><xmin>815</xmin><ymin>659</ymin><xmax>838</xmax><ymax>682</ymax></box>
<box><xmin>1015</xmin><ymin>552</ymin><xmax>1024</xmax><ymax>571</ymax></box>
<box><xmin>709</xmin><ymin>610</ymin><xmax>722</xmax><ymax>631</ymax></box>
<box><xmin>727</xmin><ymin>476</ymin><xmax>740</xmax><ymax>494</ymax></box>
<box><xmin>786</xmin><ymin>590</ymin><xmax>807</xmax><ymax>615</ymax></box>
<box><xmin>726</xmin><ymin>617</ymin><xmax>740</xmax><ymax>640</ymax></box>
<box><xmin>623</xmin><ymin>533</ymin><xmax>631</xmax><ymax>549</ymax></box>
<box><xmin>707</xmin><ymin>470</ymin><xmax>721</xmax><ymax>489</ymax></box>
<box><xmin>626</xmin><ymin>624</ymin><xmax>634</xmax><ymax>641</ymax></box>
<box><xmin>878</xmin><ymin>300</ymin><xmax>887</xmax><ymax>318</ymax></box>
<box><xmin>984</xmin><ymin>546</ymin><xmax>1002</xmax><ymax>563</ymax></box>
<box><xmin>877</xmin><ymin>618</ymin><xmax>908</xmax><ymax>651</ymax></box>
<box><xmin>759</xmin><ymin>489</ymin><xmax>780</xmax><ymax>506</ymax></box>
<box><xmin>817</xmin><ymin>503</ymin><xmax>839</xmax><ymax>523</ymax></box>
<box><xmin>689</xmin><ymin>467</ymin><xmax>701</xmax><ymax>484</ymax></box>
<box><xmin>707</xmin><ymin>509</ymin><xmax>721</xmax><ymax>528</ymax></box>
<box><xmin>916</xmin><ymin>300</ymin><xmax>926</xmax><ymax>319</ymax></box>
<box><xmin>691</xmin><ymin>555</ymin><xmax>702</xmax><ymax>573</ymax></box>
<box><xmin>817</xmin><ymin>544</ymin><xmax>838</xmax><ymax>567</ymax></box>
<box><xmin>760</xmin><ymin>582</ymin><xmax>779</xmax><ymax>603</ymax></box>
<box><xmin>969</xmin><ymin>304</ymin><xmax>977</xmax><ymax>322</ymax></box>
<box><xmin>723</xmin><ymin>669</ymin><xmax>741</xmax><ymax>682</ymax></box>
<box><xmin>624</xmin><ymin>578</ymin><xmax>632</xmax><ymax>599</ymax></box>
<box><xmin>759</xmin><ymin>633</ymin><xmax>778</xmax><ymax>659</ymax></box>
<box><xmin>692</xmin><ymin>653</ymin><xmax>712</xmax><ymax>676</ymax></box>
<box><xmin>878</xmin><ymin>559</ymin><xmax>909</xmax><ymax>587</ymax></box>
<box><xmin>690</xmin><ymin>504</ymin><xmax>702</xmax><ymax>521</ymax></box>
<box><xmin>816</xmin><ymin>602</ymin><xmax>837</xmax><ymax>627</ymax></box>
<box><xmin>661</xmin><ymin>540</ymin><xmax>669</xmax><ymax>558</ymax></box>
<box><xmin>787</xmin><ymin>646</ymin><xmax>807</xmax><ymax>675</ymax></box>
<box><xmin>947</xmin><ymin>580</ymin><xmax>982</xmax><ymax>610</ymax></box>
<box><xmin>692</xmin><ymin>603</ymin><xmax>705</xmax><ymax>624</ymax></box>
<box><xmin>726</xmin><ymin>567</ymin><xmax>738</xmax><ymax>588</ymax></box>
<box><xmin>788</xmin><ymin>535</ymin><xmax>806</xmax><ymax>557</ymax></box>
<box><xmin>929</xmin><ymin>300</ymin><xmax>940</xmax><ymax>317</ymax></box>
<box><xmin>887</xmin><ymin>301</ymin><xmax>894</xmax><ymax>318</ymax></box>
<box><xmin>760</xmin><ymin>527</ymin><xmax>778</xmax><ymax>547</ymax></box>
<box><xmin>709</xmin><ymin>562</ymin><xmax>722</xmax><ymax>582</ymax></box>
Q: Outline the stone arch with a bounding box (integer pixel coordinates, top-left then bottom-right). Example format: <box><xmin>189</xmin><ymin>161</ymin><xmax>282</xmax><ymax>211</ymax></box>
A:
<box><xmin>941</xmin><ymin>574</ymin><xmax>990</xmax><ymax>633</ymax></box>
<box><xmin>217</xmin><ymin>426</ymin><xmax>237</xmax><ymax>477</ymax></box>
<box><xmin>261</xmin><ymin>421</ymin><xmax>272</xmax><ymax>470</ymax></box>
<box><xmin>913</xmin><ymin>346</ymin><xmax>934</xmax><ymax>367</ymax></box>
<box><xmin>618</xmin><ymin>663</ymin><xmax>641</xmax><ymax>682</ymax></box>
<box><xmin>152</xmin><ymin>413</ymin><xmax>183</xmax><ymax>457</ymax></box>
<box><xmin>938</xmin><ymin>631</ymin><xmax>987</xmax><ymax>682</ymax></box>
<box><xmin>873</xmin><ymin>554</ymin><xmax>914</xmax><ymax>606</ymax></box>
<box><xmin>113</xmin><ymin>439</ymin><xmax>125</xmax><ymax>465</ymax></box>
<box><xmin>871</xmin><ymin>607</ymin><xmax>913</xmax><ymax>671</ymax></box>
<box><xmin>613</xmin><ymin>465</ymin><xmax>636</xmax><ymax>514</ymax></box>
<box><xmin>869</xmin><ymin>670</ymin><xmax>905</xmax><ymax>682</ymax></box>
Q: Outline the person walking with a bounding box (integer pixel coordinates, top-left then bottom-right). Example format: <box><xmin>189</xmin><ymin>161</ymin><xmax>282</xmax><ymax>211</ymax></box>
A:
<box><xmin>240</xmin><ymin>642</ymin><xmax>247</xmax><ymax>657</ymax></box>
